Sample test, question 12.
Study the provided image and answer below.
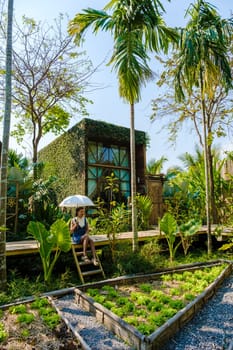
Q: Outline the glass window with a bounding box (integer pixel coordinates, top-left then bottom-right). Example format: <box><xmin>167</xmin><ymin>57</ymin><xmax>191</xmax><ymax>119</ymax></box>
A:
<box><xmin>120</xmin><ymin>147</ymin><xmax>129</xmax><ymax>167</ymax></box>
<box><xmin>88</xmin><ymin>143</ymin><xmax>97</xmax><ymax>164</ymax></box>
<box><xmin>87</xmin><ymin>142</ymin><xmax>130</xmax><ymax>205</ymax></box>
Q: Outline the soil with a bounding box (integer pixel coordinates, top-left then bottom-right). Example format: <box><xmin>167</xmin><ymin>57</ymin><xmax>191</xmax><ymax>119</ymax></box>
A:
<box><xmin>0</xmin><ymin>303</ymin><xmax>81</xmax><ymax>350</ymax></box>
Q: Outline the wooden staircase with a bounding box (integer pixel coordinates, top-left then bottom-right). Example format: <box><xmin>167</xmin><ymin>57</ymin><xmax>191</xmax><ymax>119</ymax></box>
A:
<box><xmin>71</xmin><ymin>245</ymin><xmax>105</xmax><ymax>284</ymax></box>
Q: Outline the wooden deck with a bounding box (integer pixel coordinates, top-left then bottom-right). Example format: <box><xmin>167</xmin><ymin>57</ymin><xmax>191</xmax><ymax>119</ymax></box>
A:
<box><xmin>6</xmin><ymin>225</ymin><xmax>231</xmax><ymax>257</ymax></box>
<box><xmin>6</xmin><ymin>229</ymin><xmax>162</xmax><ymax>256</ymax></box>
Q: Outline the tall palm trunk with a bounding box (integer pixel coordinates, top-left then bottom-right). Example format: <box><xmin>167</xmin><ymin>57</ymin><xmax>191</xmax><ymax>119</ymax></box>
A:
<box><xmin>200</xmin><ymin>69</ymin><xmax>212</xmax><ymax>255</ymax></box>
<box><xmin>130</xmin><ymin>103</ymin><xmax>138</xmax><ymax>251</ymax></box>
<box><xmin>0</xmin><ymin>0</ymin><xmax>14</xmax><ymax>290</ymax></box>
<box><xmin>208</xmin><ymin>147</ymin><xmax>218</xmax><ymax>223</ymax></box>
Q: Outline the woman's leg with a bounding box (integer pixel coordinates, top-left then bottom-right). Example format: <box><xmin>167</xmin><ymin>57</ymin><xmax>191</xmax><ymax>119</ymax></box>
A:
<box><xmin>89</xmin><ymin>238</ymin><xmax>99</xmax><ymax>265</ymax></box>
<box><xmin>89</xmin><ymin>237</ymin><xmax>96</xmax><ymax>258</ymax></box>
<box><xmin>81</xmin><ymin>235</ymin><xmax>89</xmax><ymax>257</ymax></box>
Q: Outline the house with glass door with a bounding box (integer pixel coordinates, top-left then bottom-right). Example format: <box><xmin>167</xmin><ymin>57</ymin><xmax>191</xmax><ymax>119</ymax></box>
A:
<box><xmin>38</xmin><ymin>118</ymin><xmax>147</xmax><ymax>208</ymax></box>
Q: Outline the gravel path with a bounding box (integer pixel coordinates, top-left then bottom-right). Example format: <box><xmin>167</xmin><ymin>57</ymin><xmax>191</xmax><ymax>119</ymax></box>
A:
<box><xmin>52</xmin><ymin>294</ymin><xmax>134</xmax><ymax>350</ymax></box>
<box><xmin>161</xmin><ymin>273</ymin><xmax>233</xmax><ymax>350</ymax></box>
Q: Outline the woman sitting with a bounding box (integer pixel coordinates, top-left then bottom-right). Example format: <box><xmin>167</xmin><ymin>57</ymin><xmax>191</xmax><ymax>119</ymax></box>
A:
<box><xmin>70</xmin><ymin>207</ymin><xmax>99</xmax><ymax>266</ymax></box>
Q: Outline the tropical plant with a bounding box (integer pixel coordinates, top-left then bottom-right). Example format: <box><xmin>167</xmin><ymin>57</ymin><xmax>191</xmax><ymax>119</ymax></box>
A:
<box><xmin>0</xmin><ymin>0</ymin><xmax>14</xmax><ymax>290</ymax></box>
<box><xmin>136</xmin><ymin>194</ymin><xmax>153</xmax><ymax>230</ymax></box>
<box><xmin>104</xmin><ymin>172</ymin><xmax>119</xmax><ymax>212</ymax></box>
<box><xmin>173</xmin><ymin>0</ymin><xmax>232</xmax><ymax>254</ymax></box>
<box><xmin>179</xmin><ymin>218</ymin><xmax>202</xmax><ymax>256</ymax></box>
<box><xmin>27</xmin><ymin>219</ymin><xmax>71</xmax><ymax>283</ymax></box>
<box><xmin>163</xmin><ymin>146</ymin><xmax>233</xmax><ymax>226</ymax></box>
<box><xmin>68</xmin><ymin>0</ymin><xmax>178</xmax><ymax>251</ymax></box>
<box><xmin>146</xmin><ymin>156</ymin><xmax>168</xmax><ymax>175</ymax></box>
<box><xmin>29</xmin><ymin>175</ymin><xmax>61</xmax><ymax>228</ymax></box>
<box><xmin>159</xmin><ymin>212</ymin><xmax>180</xmax><ymax>262</ymax></box>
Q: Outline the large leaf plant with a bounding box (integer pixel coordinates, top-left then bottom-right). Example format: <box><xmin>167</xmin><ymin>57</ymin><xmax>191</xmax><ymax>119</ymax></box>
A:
<box><xmin>27</xmin><ymin>219</ymin><xmax>71</xmax><ymax>283</ymax></box>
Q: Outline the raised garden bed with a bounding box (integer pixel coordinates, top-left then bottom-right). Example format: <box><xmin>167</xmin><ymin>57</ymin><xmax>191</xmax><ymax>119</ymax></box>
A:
<box><xmin>74</xmin><ymin>260</ymin><xmax>233</xmax><ymax>350</ymax></box>
<box><xmin>0</xmin><ymin>296</ymin><xmax>81</xmax><ymax>349</ymax></box>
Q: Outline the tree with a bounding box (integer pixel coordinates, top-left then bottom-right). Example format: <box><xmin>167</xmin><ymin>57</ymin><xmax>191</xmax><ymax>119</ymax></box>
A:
<box><xmin>164</xmin><ymin>145</ymin><xmax>233</xmax><ymax>237</ymax></box>
<box><xmin>0</xmin><ymin>0</ymin><xmax>14</xmax><ymax>290</ymax></box>
<box><xmin>166</xmin><ymin>0</ymin><xmax>232</xmax><ymax>254</ymax></box>
<box><xmin>0</xmin><ymin>15</ymin><xmax>93</xmax><ymax>179</ymax></box>
<box><xmin>151</xmin><ymin>53</ymin><xmax>233</xmax><ymax>223</ymax></box>
<box><xmin>68</xmin><ymin>0</ymin><xmax>178</xmax><ymax>251</ymax></box>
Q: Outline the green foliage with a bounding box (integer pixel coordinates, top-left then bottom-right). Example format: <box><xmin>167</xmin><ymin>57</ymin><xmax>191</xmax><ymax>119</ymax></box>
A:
<box><xmin>159</xmin><ymin>212</ymin><xmax>181</xmax><ymax>262</ymax></box>
<box><xmin>39</xmin><ymin>306</ymin><xmax>55</xmax><ymax>316</ymax></box>
<box><xmin>9</xmin><ymin>304</ymin><xmax>27</xmax><ymax>314</ymax></box>
<box><xmin>101</xmin><ymin>285</ymin><xmax>118</xmax><ymax>298</ymax></box>
<box><xmin>42</xmin><ymin>312</ymin><xmax>61</xmax><ymax>329</ymax></box>
<box><xmin>139</xmin><ymin>283</ymin><xmax>152</xmax><ymax>293</ymax></box>
<box><xmin>146</xmin><ymin>156</ymin><xmax>168</xmax><ymax>175</ymax></box>
<box><xmin>10</xmin><ymin>15</ymin><xmax>92</xmax><ymax>171</ymax></box>
<box><xmin>86</xmin><ymin>288</ymin><xmax>99</xmax><ymax>298</ymax></box>
<box><xmin>110</xmin><ymin>204</ymin><xmax>130</xmax><ymax>233</ymax></box>
<box><xmin>104</xmin><ymin>172</ymin><xmax>119</xmax><ymax>211</ymax></box>
<box><xmin>20</xmin><ymin>329</ymin><xmax>30</xmax><ymax>338</ymax></box>
<box><xmin>148</xmin><ymin>314</ymin><xmax>165</xmax><ymax>327</ymax></box>
<box><xmin>95</xmin><ymin>203</ymin><xmax>130</xmax><ymax>263</ymax></box>
<box><xmin>31</xmin><ymin>297</ymin><xmax>50</xmax><ymax>309</ymax></box>
<box><xmin>160</xmin><ymin>307</ymin><xmax>176</xmax><ymax>318</ymax></box>
<box><xmin>136</xmin><ymin>194</ymin><xmax>153</xmax><ymax>230</ymax></box>
<box><xmin>168</xmin><ymin>299</ymin><xmax>184</xmax><ymax>310</ymax></box>
<box><xmin>184</xmin><ymin>293</ymin><xmax>195</xmax><ymax>301</ymax></box>
<box><xmin>139</xmin><ymin>240</ymin><xmax>163</xmax><ymax>268</ymax></box>
<box><xmin>179</xmin><ymin>218</ymin><xmax>202</xmax><ymax>256</ymax></box>
<box><xmin>82</xmin><ymin>118</ymin><xmax>147</xmax><ymax>146</ymax></box>
<box><xmin>16</xmin><ymin>313</ymin><xmax>35</xmax><ymax>324</ymax></box>
<box><xmin>219</xmin><ymin>241</ymin><xmax>233</xmax><ymax>252</ymax></box>
<box><xmin>147</xmin><ymin>301</ymin><xmax>163</xmax><ymax>312</ymax></box>
<box><xmin>84</xmin><ymin>263</ymin><xmax>226</xmax><ymax>335</ymax></box>
<box><xmin>29</xmin><ymin>176</ymin><xmax>61</xmax><ymax>228</ymax></box>
<box><xmin>27</xmin><ymin>219</ymin><xmax>71</xmax><ymax>283</ymax></box>
<box><xmin>0</xmin><ymin>322</ymin><xmax>8</xmax><ymax>342</ymax></box>
<box><xmin>114</xmin><ymin>243</ymin><xmax>154</xmax><ymax>275</ymax></box>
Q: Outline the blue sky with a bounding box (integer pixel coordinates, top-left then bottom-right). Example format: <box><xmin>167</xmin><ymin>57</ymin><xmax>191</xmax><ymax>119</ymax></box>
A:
<box><xmin>6</xmin><ymin>0</ymin><xmax>233</xmax><ymax>170</ymax></box>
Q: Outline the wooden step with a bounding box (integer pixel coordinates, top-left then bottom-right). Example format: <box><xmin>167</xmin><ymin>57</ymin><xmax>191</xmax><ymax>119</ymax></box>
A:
<box><xmin>79</xmin><ymin>260</ymin><xmax>93</xmax><ymax>266</ymax></box>
<box><xmin>71</xmin><ymin>245</ymin><xmax>105</xmax><ymax>283</ymax></box>
<box><xmin>82</xmin><ymin>269</ymin><xmax>103</xmax><ymax>277</ymax></box>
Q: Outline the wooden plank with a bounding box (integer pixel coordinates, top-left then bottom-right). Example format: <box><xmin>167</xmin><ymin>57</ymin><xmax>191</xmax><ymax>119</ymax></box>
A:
<box><xmin>6</xmin><ymin>226</ymin><xmax>221</xmax><ymax>257</ymax></box>
<box><xmin>5</xmin><ymin>230</ymin><xmax>161</xmax><ymax>257</ymax></box>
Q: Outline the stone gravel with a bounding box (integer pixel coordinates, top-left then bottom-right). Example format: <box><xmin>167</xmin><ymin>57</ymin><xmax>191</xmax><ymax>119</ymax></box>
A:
<box><xmin>52</xmin><ymin>294</ymin><xmax>134</xmax><ymax>350</ymax></box>
<box><xmin>161</xmin><ymin>273</ymin><xmax>233</xmax><ymax>350</ymax></box>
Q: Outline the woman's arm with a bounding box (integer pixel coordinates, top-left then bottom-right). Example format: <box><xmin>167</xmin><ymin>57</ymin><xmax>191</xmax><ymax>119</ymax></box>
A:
<box><xmin>70</xmin><ymin>218</ymin><xmax>78</xmax><ymax>233</ymax></box>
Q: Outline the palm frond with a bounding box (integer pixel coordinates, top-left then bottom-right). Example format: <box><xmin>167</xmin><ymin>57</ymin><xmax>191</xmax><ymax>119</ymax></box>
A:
<box><xmin>68</xmin><ymin>9</ymin><xmax>112</xmax><ymax>43</ymax></box>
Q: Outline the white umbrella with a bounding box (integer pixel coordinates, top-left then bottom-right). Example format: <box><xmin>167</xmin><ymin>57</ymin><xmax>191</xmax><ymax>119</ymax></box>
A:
<box><xmin>59</xmin><ymin>194</ymin><xmax>95</xmax><ymax>208</ymax></box>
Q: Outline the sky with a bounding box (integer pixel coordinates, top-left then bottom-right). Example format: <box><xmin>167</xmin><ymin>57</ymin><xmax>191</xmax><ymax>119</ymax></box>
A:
<box><xmin>2</xmin><ymin>0</ymin><xmax>233</xmax><ymax>171</ymax></box>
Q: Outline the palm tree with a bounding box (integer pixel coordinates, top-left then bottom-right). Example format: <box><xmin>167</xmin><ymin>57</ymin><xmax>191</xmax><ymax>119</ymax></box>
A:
<box><xmin>68</xmin><ymin>0</ymin><xmax>178</xmax><ymax>251</ymax></box>
<box><xmin>146</xmin><ymin>156</ymin><xmax>168</xmax><ymax>175</ymax></box>
<box><xmin>173</xmin><ymin>0</ymin><xmax>232</xmax><ymax>254</ymax></box>
<box><xmin>0</xmin><ymin>0</ymin><xmax>14</xmax><ymax>290</ymax></box>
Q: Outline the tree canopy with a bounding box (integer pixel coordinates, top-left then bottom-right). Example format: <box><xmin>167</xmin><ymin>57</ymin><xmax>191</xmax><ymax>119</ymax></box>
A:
<box><xmin>0</xmin><ymin>14</ymin><xmax>94</xmax><ymax>178</ymax></box>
